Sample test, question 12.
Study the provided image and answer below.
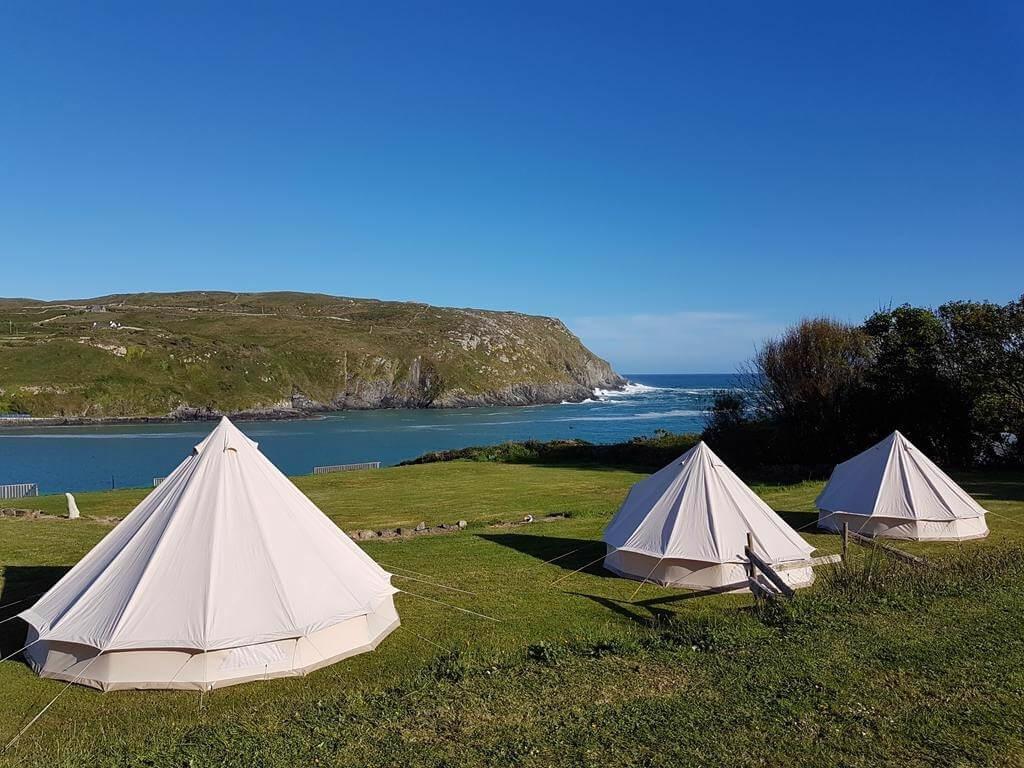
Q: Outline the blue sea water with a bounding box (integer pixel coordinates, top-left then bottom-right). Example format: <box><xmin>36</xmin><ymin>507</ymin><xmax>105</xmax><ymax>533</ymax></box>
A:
<box><xmin>0</xmin><ymin>374</ymin><xmax>738</xmax><ymax>493</ymax></box>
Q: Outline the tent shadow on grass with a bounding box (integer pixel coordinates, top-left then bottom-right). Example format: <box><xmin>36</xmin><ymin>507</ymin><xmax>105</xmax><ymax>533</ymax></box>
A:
<box><xmin>565</xmin><ymin>591</ymin><xmax>660</xmax><ymax>626</ymax></box>
<box><xmin>477</xmin><ymin>533</ymin><xmax>614</xmax><ymax>578</ymax></box>
<box><xmin>0</xmin><ymin>567</ymin><xmax>79</xmax><ymax>751</ymax></box>
<box><xmin>773</xmin><ymin>509</ymin><xmax>820</xmax><ymax>532</ymax></box>
<box><xmin>566</xmin><ymin>585</ymin><xmax>742</xmax><ymax>626</ymax></box>
<box><xmin>956</xmin><ymin>476</ymin><xmax>1024</xmax><ymax>504</ymax></box>
<box><xmin>0</xmin><ymin>565</ymin><xmax>69</xmax><ymax>657</ymax></box>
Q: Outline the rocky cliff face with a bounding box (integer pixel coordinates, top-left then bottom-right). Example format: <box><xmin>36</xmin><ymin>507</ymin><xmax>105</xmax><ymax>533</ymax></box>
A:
<box><xmin>0</xmin><ymin>292</ymin><xmax>625</xmax><ymax>419</ymax></box>
<box><xmin>312</xmin><ymin>313</ymin><xmax>624</xmax><ymax>410</ymax></box>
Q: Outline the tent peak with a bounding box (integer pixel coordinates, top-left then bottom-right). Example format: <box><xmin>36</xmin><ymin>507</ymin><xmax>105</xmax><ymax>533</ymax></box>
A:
<box><xmin>889</xmin><ymin>430</ymin><xmax>917</xmax><ymax>451</ymax></box>
<box><xmin>688</xmin><ymin>441</ymin><xmax>723</xmax><ymax>464</ymax></box>
<box><xmin>677</xmin><ymin>441</ymin><xmax>707</xmax><ymax>464</ymax></box>
<box><xmin>194</xmin><ymin>415</ymin><xmax>258</xmax><ymax>455</ymax></box>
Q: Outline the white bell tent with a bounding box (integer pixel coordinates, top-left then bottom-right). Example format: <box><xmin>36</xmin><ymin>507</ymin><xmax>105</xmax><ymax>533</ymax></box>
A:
<box><xmin>603</xmin><ymin>442</ymin><xmax>816</xmax><ymax>592</ymax></box>
<box><xmin>816</xmin><ymin>430</ymin><xmax>988</xmax><ymax>541</ymax></box>
<box><xmin>19</xmin><ymin>417</ymin><xmax>399</xmax><ymax>691</ymax></box>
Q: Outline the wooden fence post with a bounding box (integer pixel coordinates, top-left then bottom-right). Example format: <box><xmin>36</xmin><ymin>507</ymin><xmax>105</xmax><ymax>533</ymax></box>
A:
<box><xmin>746</xmin><ymin>532</ymin><xmax>754</xmax><ymax>579</ymax></box>
<box><xmin>846</xmin><ymin>528</ymin><xmax>926</xmax><ymax>566</ymax></box>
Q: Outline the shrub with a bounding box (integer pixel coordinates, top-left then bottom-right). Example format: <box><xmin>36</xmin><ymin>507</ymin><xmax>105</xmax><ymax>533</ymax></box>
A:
<box><xmin>426</xmin><ymin>649</ymin><xmax>468</xmax><ymax>682</ymax></box>
<box><xmin>526</xmin><ymin>642</ymin><xmax>562</xmax><ymax>666</ymax></box>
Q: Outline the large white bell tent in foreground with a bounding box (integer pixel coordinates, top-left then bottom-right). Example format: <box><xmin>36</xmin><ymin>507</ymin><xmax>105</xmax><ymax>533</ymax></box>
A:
<box><xmin>603</xmin><ymin>442</ymin><xmax>816</xmax><ymax>592</ymax></box>
<box><xmin>19</xmin><ymin>417</ymin><xmax>399</xmax><ymax>691</ymax></box>
<box><xmin>816</xmin><ymin>430</ymin><xmax>989</xmax><ymax>542</ymax></box>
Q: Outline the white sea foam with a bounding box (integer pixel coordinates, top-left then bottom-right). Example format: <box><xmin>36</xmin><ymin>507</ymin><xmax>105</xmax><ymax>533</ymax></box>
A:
<box><xmin>675</xmin><ymin>387</ymin><xmax>746</xmax><ymax>395</ymax></box>
<box><xmin>552</xmin><ymin>409</ymin><xmax>705</xmax><ymax>423</ymax></box>
<box><xmin>594</xmin><ymin>382</ymin><xmax>663</xmax><ymax>399</ymax></box>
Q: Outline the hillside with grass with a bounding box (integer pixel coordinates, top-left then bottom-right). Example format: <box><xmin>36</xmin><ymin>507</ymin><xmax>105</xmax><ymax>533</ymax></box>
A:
<box><xmin>0</xmin><ymin>292</ymin><xmax>624</xmax><ymax>420</ymax></box>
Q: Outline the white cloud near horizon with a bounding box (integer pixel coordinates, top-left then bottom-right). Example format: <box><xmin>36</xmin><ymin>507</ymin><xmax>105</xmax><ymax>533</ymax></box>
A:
<box><xmin>568</xmin><ymin>311</ymin><xmax>785</xmax><ymax>374</ymax></box>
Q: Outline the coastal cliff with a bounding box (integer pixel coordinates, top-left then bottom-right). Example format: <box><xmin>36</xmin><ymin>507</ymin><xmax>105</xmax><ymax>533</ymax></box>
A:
<box><xmin>0</xmin><ymin>291</ymin><xmax>625</xmax><ymax>421</ymax></box>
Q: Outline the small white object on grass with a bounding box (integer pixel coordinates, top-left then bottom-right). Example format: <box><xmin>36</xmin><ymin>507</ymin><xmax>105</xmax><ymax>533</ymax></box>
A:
<box><xmin>66</xmin><ymin>493</ymin><xmax>80</xmax><ymax>520</ymax></box>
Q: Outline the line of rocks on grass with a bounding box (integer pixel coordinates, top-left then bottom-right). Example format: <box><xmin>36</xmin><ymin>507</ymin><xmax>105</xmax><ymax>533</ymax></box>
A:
<box><xmin>2</xmin><ymin>508</ymin><xmax>570</xmax><ymax>532</ymax></box>
<box><xmin>347</xmin><ymin>512</ymin><xmax>570</xmax><ymax>541</ymax></box>
<box><xmin>0</xmin><ymin>507</ymin><xmax>123</xmax><ymax>525</ymax></box>
<box><xmin>347</xmin><ymin>520</ymin><xmax>469</xmax><ymax>541</ymax></box>
<box><xmin>0</xmin><ymin>507</ymin><xmax>55</xmax><ymax>520</ymax></box>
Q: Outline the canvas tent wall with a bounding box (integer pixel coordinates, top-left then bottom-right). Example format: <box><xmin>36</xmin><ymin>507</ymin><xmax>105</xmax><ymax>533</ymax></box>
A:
<box><xmin>19</xmin><ymin>417</ymin><xmax>399</xmax><ymax>691</ymax></box>
<box><xmin>816</xmin><ymin>430</ymin><xmax>988</xmax><ymax>542</ymax></box>
<box><xmin>603</xmin><ymin>442</ymin><xmax>816</xmax><ymax>592</ymax></box>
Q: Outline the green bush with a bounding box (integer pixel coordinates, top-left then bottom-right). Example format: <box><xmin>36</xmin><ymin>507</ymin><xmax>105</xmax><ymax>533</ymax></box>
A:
<box><xmin>526</xmin><ymin>642</ymin><xmax>562</xmax><ymax>666</ymax></box>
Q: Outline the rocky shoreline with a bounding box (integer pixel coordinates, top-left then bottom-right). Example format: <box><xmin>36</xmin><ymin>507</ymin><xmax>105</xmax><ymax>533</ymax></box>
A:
<box><xmin>0</xmin><ymin>378</ymin><xmax>627</xmax><ymax>428</ymax></box>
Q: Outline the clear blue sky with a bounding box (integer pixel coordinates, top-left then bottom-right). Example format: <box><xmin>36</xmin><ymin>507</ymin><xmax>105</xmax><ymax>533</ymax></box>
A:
<box><xmin>2</xmin><ymin>1</ymin><xmax>1021</xmax><ymax>372</ymax></box>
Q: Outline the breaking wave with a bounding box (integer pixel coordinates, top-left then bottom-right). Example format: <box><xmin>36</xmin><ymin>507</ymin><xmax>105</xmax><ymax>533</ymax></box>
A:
<box><xmin>594</xmin><ymin>382</ymin><xmax>663</xmax><ymax>399</ymax></box>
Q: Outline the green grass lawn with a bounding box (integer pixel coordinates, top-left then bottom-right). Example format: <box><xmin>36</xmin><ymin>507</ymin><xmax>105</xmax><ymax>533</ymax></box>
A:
<box><xmin>1</xmin><ymin>462</ymin><xmax>1023</xmax><ymax>767</ymax></box>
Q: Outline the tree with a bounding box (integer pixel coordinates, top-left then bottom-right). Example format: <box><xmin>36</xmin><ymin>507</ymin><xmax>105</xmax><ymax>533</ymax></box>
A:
<box><xmin>862</xmin><ymin>305</ymin><xmax>972</xmax><ymax>465</ymax></box>
<box><xmin>748</xmin><ymin>318</ymin><xmax>873</xmax><ymax>463</ymax></box>
<box><xmin>940</xmin><ymin>297</ymin><xmax>1024</xmax><ymax>463</ymax></box>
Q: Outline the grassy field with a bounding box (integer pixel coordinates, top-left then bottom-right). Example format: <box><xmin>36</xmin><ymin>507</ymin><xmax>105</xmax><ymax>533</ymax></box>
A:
<box><xmin>1</xmin><ymin>461</ymin><xmax>1023</xmax><ymax>766</ymax></box>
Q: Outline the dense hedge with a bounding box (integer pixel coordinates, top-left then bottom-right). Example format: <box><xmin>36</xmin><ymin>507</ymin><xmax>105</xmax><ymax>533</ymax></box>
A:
<box><xmin>401</xmin><ymin>430</ymin><xmax>701</xmax><ymax>470</ymax></box>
